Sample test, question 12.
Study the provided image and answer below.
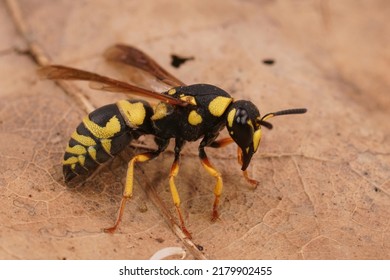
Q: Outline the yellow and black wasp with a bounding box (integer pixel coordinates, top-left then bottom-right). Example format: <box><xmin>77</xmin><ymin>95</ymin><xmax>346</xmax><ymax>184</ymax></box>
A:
<box><xmin>39</xmin><ymin>44</ymin><xmax>306</xmax><ymax>238</ymax></box>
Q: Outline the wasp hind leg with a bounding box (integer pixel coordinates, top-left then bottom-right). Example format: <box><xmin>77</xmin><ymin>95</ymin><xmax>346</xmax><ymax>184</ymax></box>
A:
<box><xmin>104</xmin><ymin>138</ymin><xmax>169</xmax><ymax>233</ymax></box>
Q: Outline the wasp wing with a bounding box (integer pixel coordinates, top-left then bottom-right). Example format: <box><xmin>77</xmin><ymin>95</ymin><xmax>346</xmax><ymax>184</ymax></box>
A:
<box><xmin>38</xmin><ymin>65</ymin><xmax>189</xmax><ymax>106</ymax></box>
<box><xmin>104</xmin><ymin>44</ymin><xmax>186</xmax><ymax>87</ymax></box>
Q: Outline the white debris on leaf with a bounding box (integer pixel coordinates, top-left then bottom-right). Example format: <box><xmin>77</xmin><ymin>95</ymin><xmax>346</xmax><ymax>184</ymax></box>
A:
<box><xmin>149</xmin><ymin>247</ymin><xmax>186</xmax><ymax>260</ymax></box>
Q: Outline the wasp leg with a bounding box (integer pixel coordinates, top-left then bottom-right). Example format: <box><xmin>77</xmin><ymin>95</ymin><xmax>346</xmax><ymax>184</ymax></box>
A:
<box><xmin>212</xmin><ymin>138</ymin><xmax>258</xmax><ymax>187</ymax></box>
<box><xmin>237</xmin><ymin>147</ymin><xmax>259</xmax><ymax>188</ymax></box>
<box><xmin>104</xmin><ymin>138</ymin><xmax>169</xmax><ymax>233</ymax></box>
<box><xmin>209</xmin><ymin>137</ymin><xmax>234</xmax><ymax>148</ymax></box>
<box><xmin>198</xmin><ymin>144</ymin><xmax>223</xmax><ymax>222</ymax></box>
<box><xmin>168</xmin><ymin>139</ymin><xmax>192</xmax><ymax>238</ymax></box>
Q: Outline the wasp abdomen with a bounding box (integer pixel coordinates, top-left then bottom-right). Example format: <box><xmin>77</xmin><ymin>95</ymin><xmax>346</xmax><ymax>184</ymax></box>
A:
<box><xmin>62</xmin><ymin>99</ymin><xmax>155</xmax><ymax>183</ymax></box>
<box><xmin>63</xmin><ymin>103</ymin><xmax>133</xmax><ymax>183</ymax></box>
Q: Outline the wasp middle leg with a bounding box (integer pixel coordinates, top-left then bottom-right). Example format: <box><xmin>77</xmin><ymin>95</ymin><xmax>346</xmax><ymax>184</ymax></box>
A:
<box><xmin>167</xmin><ymin>138</ymin><xmax>193</xmax><ymax>238</ymax></box>
<box><xmin>198</xmin><ymin>135</ymin><xmax>224</xmax><ymax>222</ymax></box>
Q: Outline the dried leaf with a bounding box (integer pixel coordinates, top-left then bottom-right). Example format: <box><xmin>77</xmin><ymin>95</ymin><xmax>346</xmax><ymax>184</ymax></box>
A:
<box><xmin>1</xmin><ymin>0</ymin><xmax>389</xmax><ymax>260</ymax></box>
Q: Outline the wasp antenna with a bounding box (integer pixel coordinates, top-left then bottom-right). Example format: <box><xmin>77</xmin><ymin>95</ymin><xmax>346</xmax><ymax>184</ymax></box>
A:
<box><xmin>259</xmin><ymin>120</ymin><xmax>273</xmax><ymax>129</ymax></box>
<box><xmin>273</xmin><ymin>108</ymin><xmax>307</xmax><ymax>116</ymax></box>
<box><xmin>261</xmin><ymin>108</ymin><xmax>307</xmax><ymax>122</ymax></box>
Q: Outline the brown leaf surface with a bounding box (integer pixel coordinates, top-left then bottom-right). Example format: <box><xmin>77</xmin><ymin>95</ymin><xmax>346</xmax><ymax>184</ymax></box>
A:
<box><xmin>1</xmin><ymin>0</ymin><xmax>389</xmax><ymax>259</ymax></box>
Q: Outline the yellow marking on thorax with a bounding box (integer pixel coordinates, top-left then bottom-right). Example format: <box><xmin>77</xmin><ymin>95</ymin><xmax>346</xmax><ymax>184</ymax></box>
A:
<box><xmin>188</xmin><ymin>110</ymin><xmax>202</xmax><ymax>126</ymax></box>
<box><xmin>209</xmin><ymin>96</ymin><xmax>232</xmax><ymax>117</ymax></box>
<box><xmin>168</xmin><ymin>88</ymin><xmax>176</xmax><ymax>95</ymax></box>
<box><xmin>227</xmin><ymin>108</ymin><xmax>236</xmax><ymax>128</ymax></box>
<box><xmin>180</xmin><ymin>95</ymin><xmax>197</xmax><ymax>105</ymax></box>
<box><xmin>65</xmin><ymin>144</ymin><xmax>86</xmax><ymax>155</ymax></box>
<box><xmin>83</xmin><ymin>115</ymin><xmax>121</xmax><ymax>139</ymax></box>
<box><xmin>117</xmin><ymin>100</ymin><xmax>146</xmax><ymax>128</ymax></box>
<box><xmin>71</xmin><ymin>131</ymin><xmax>96</xmax><ymax>146</ymax></box>
<box><xmin>151</xmin><ymin>103</ymin><xmax>169</xmax><ymax>121</ymax></box>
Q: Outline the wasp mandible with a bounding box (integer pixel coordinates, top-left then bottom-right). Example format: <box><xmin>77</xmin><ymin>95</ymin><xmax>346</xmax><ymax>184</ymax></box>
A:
<box><xmin>39</xmin><ymin>44</ymin><xmax>307</xmax><ymax>238</ymax></box>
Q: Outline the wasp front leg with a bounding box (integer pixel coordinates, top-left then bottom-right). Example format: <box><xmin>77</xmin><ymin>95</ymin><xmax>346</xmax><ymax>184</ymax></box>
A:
<box><xmin>167</xmin><ymin>138</ymin><xmax>192</xmax><ymax>238</ymax></box>
<box><xmin>208</xmin><ymin>137</ymin><xmax>234</xmax><ymax>148</ymax></box>
<box><xmin>237</xmin><ymin>147</ymin><xmax>259</xmax><ymax>188</ymax></box>
<box><xmin>209</xmin><ymin>137</ymin><xmax>259</xmax><ymax>188</ymax></box>
<box><xmin>104</xmin><ymin>138</ymin><xmax>169</xmax><ymax>233</ymax></box>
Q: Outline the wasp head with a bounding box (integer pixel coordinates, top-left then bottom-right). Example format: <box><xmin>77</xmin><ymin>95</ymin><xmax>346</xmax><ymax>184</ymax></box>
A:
<box><xmin>226</xmin><ymin>100</ymin><xmax>262</xmax><ymax>171</ymax></box>
<box><xmin>226</xmin><ymin>101</ymin><xmax>307</xmax><ymax>171</ymax></box>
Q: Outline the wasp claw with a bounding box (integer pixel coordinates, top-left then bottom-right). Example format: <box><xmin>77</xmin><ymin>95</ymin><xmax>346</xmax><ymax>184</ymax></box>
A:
<box><xmin>243</xmin><ymin>170</ymin><xmax>259</xmax><ymax>189</ymax></box>
<box><xmin>211</xmin><ymin>208</ymin><xmax>220</xmax><ymax>222</ymax></box>
<box><xmin>103</xmin><ymin>226</ymin><xmax>117</xmax><ymax>234</ymax></box>
<box><xmin>182</xmin><ymin>227</ymin><xmax>192</xmax><ymax>239</ymax></box>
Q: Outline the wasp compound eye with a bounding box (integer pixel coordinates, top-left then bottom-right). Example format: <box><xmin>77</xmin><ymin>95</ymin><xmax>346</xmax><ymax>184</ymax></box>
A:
<box><xmin>235</xmin><ymin>108</ymin><xmax>249</xmax><ymax>125</ymax></box>
<box><xmin>227</xmin><ymin>109</ymin><xmax>253</xmax><ymax>148</ymax></box>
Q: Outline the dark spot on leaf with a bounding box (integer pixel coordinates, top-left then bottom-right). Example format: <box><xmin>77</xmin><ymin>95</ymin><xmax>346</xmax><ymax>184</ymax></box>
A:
<box><xmin>196</xmin><ymin>244</ymin><xmax>204</xmax><ymax>251</ymax></box>
<box><xmin>262</xmin><ymin>59</ymin><xmax>275</xmax><ymax>65</ymax></box>
<box><xmin>171</xmin><ymin>54</ymin><xmax>194</xmax><ymax>68</ymax></box>
<box><xmin>138</xmin><ymin>203</ymin><xmax>148</xmax><ymax>213</ymax></box>
<box><xmin>155</xmin><ymin>237</ymin><xmax>164</xmax><ymax>243</ymax></box>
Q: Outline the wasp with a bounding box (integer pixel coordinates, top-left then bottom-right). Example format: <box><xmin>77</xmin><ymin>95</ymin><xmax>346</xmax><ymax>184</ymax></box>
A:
<box><xmin>39</xmin><ymin>44</ymin><xmax>306</xmax><ymax>238</ymax></box>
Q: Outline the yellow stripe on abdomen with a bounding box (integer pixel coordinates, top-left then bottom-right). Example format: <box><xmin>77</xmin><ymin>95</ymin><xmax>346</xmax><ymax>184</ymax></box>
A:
<box><xmin>71</xmin><ymin>131</ymin><xmax>97</xmax><ymax>146</ymax></box>
<box><xmin>65</xmin><ymin>144</ymin><xmax>87</xmax><ymax>155</ymax></box>
<box><xmin>82</xmin><ymin>115</ymin><xmax>121</xmax><ymax>139</ymax></box>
